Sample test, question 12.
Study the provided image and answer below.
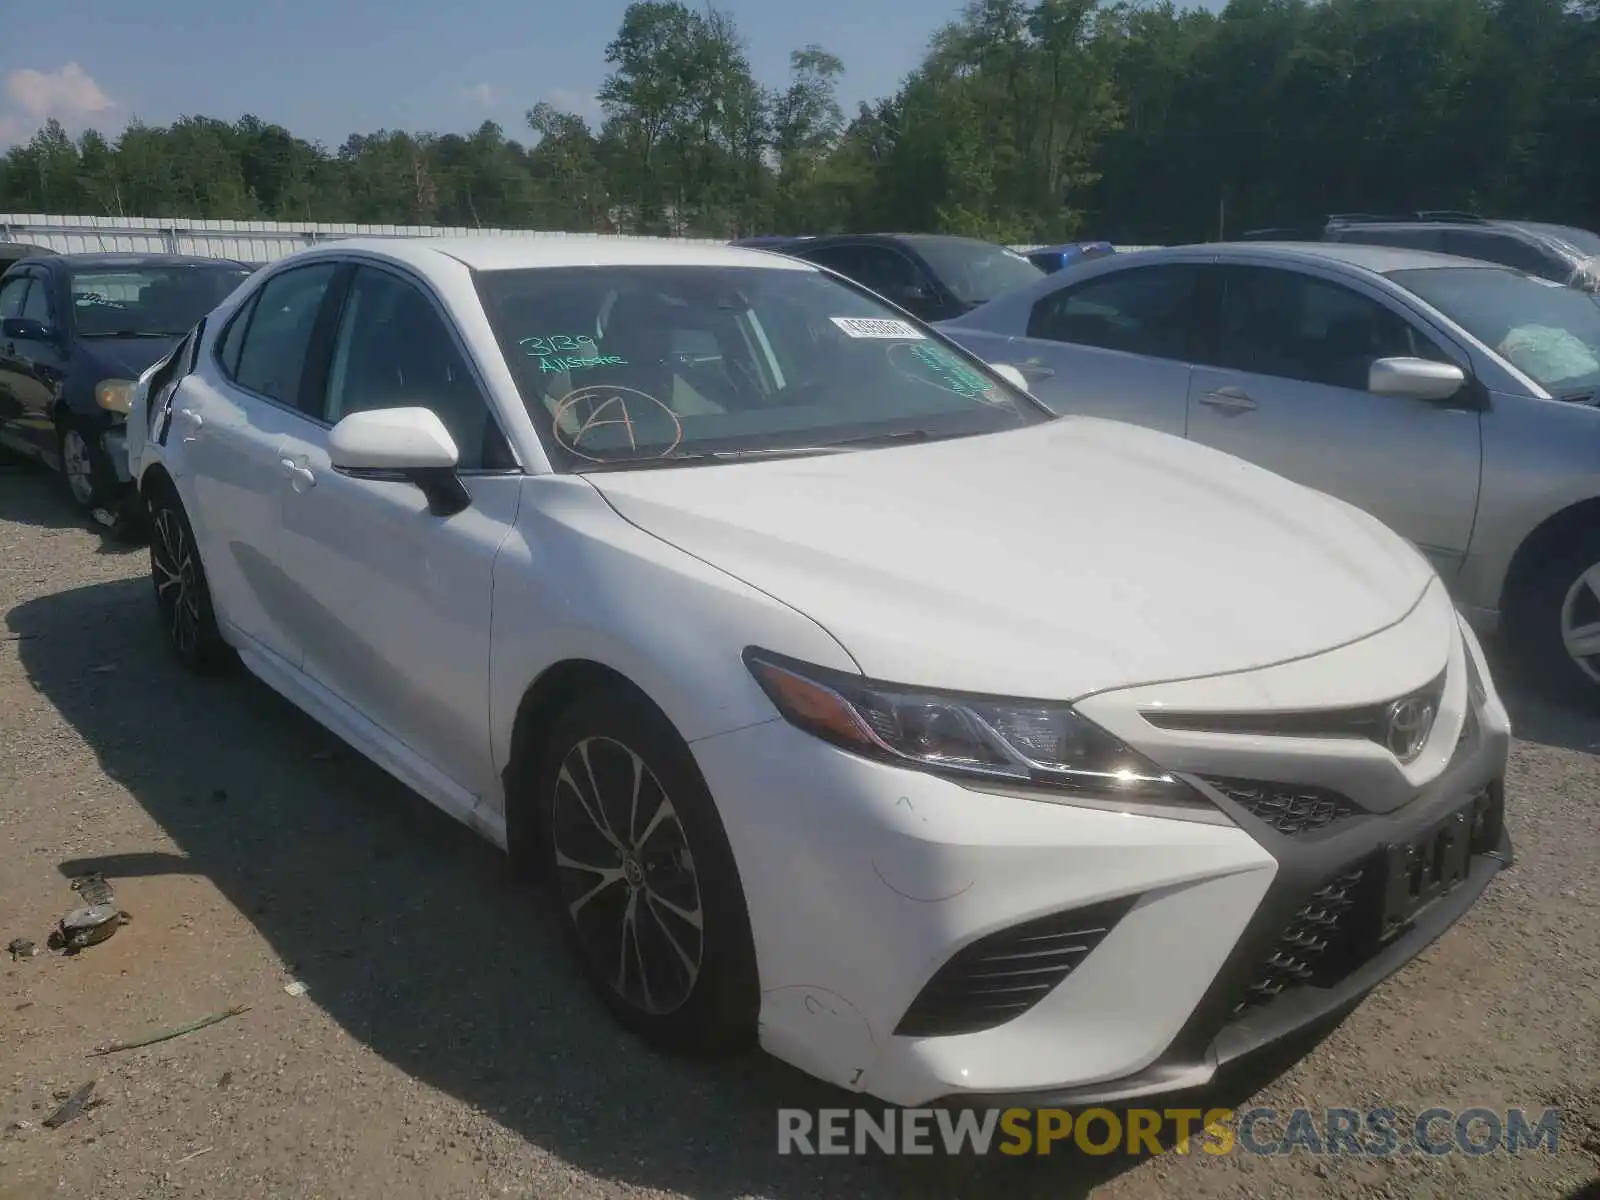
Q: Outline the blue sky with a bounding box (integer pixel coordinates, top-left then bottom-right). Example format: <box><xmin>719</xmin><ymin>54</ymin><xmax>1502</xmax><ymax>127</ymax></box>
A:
<box><xmin>0</xmin><ymin>0</ymin><xmax>1220</xmax><ymax>150</ymax></box>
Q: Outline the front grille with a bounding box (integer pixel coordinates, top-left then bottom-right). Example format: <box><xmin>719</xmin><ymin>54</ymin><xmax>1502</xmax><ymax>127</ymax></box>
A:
<box><xmin>1203</xmin><ymin>777</ymin><xmax>1360</xmax><ymax>836</ymax></box>
<box><xmin>1143</xmin><ymin>673</ymin><xmax>1446</xmax><ymax>748</ymax></box>
<box><xmin>1234</xmin><ymin>867</ymin><xmax>1369</xmax><ymax>1013</ymax></box>
<box><xmin>894</xmin><ymin>897</ymin><xmax>1135</xmax><ymax>1038</ymax></box>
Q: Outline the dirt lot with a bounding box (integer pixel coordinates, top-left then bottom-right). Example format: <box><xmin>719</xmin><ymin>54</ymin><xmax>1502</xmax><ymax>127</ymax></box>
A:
<box><xmin>0</xmin><ymin>466</ymin><xmax>1597</xmax><ymax>1200</ymax></box>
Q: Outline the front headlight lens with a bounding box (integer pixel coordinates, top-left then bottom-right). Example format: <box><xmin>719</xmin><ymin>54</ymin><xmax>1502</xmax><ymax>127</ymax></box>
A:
<box><xmin>96</xmin><ymin>378</ymin><xmax>136</xmax><ymax>414</ymax></box>
<box><xmin>744</xmin><ymin>648</ymin><xmax>1209</xmax><ymax>807</ymax></box>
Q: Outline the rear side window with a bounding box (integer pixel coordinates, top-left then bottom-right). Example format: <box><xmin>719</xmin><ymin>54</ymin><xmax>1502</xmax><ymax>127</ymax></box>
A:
<box><xmin>225</xmin><ymin>263</ymin><xmax>339</xmax><ymax>407</ymax></box>
<box><xmin>0</xmin><ymin>273</ymin><xmax>26</xmax><ymax>319</ymax></box>
<box><xmin>1441</xmin><ymin>230</ymin><xmax>1564</xmax><ymax>280</ymax></box>
<box><xmin>1025</xmin><ymin>265</ymin><xmax>1202</xmax><ymax>362</ymax></box>
<box><xmin>1331</xmin><ymin>226</ymin><xmax>1445</xmax><ymax>253</ymax></box>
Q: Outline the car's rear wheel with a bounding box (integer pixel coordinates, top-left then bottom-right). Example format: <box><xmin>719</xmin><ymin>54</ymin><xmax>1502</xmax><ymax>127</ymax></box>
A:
<box><xmin>536</xmin><ymin>687</ymin><xmax>758</xmax><ymax>1054</ymax></box>
<box><xmin>146</xmin><ymin>481</ymin><xmax>233</xmax><ymax>674</ymax></box>
<box><xmin>1510</xmin><ymin>535</ymin><xmax>1600</xmax><ymax>709</ymax></box>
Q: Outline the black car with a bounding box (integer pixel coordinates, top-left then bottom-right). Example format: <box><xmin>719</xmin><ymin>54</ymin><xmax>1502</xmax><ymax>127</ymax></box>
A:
<box><xmin>1242</xmin><ymin>212</ymin><xmax>1600</xmax><ymax>295</ymax></box>
<box><xmin>0</xmin><ymin>252</ymin><xmax>254</xmax><ymax>531</ymax></box>
<box><xmin>731</xmin><ymin>233</ymin><xmax>1046</xmax><ymax>322</ymax></box>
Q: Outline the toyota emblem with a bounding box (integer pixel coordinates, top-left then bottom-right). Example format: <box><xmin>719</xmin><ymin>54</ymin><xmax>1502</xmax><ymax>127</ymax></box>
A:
<box><xmin>1384</xmin><ymin>696</ymin><xmax>1436</xmax><ymax>762</ymax></box>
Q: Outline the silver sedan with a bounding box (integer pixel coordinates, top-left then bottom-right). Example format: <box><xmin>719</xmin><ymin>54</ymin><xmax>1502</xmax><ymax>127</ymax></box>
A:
<box><xmin>940</xmin><ymin>241</ymin><xmax>1600</xmax><ymax>706</ymax></box>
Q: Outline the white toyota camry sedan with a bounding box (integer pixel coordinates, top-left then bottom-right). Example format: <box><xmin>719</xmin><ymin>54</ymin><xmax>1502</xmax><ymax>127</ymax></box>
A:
<box><xmin>125</xmin><ymin>236</ymin><xmax>1512</xmax><ymax>1108</ymax></box>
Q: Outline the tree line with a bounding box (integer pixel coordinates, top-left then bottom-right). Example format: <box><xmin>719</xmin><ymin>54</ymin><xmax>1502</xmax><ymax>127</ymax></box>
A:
<box><xmin>3</xmin><ymin>0</ymin><xmax>1599</xmax><ymax>246</ymax></box>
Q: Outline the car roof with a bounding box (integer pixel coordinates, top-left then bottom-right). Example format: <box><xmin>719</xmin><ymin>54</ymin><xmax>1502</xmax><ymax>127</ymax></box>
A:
<box><xmin>1148</xmin><ymin>240</ymin><xmax>1491</xmax><ymax>274</ymax></box>
<box><xmin>315</xmin><ymin>235</ymin><xmax>814</xmax><ymax>274</ymax></box>
<box><xmin>39</xmin><ymin>252</ymin><xmax>253</xmax><ymax>270</ymax></box>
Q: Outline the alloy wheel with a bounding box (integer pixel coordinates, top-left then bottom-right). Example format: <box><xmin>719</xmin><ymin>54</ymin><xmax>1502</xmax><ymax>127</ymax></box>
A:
<box><xmin>551</xmin><ymin>735</ymin><xmax>705</xmax><ymax>1015</ymax></box>
<box><xmin>61</xmin><ymin>428</ymin><xmax>95</xmax><ymax>507</ymax></box>
<box><xmin>151</xmin><ymin>506</ymin><xmax>202</xmax><ymax>657</ymax></box>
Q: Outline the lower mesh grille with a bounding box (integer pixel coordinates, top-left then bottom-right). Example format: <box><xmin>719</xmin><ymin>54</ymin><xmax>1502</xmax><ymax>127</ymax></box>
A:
<box><xmin>1234</xmin><ymin>867</ymin><xmax>1368</xmax><ymax>1013</ymax></box>
<box><xmin>895</xmin><ymin>897</ymin><xmax>1136</xmax><ymax>1037</ymax></box>
<box><xmin>1203</xmin><ymin>777</ymin><xmax>1361</xmax><ymax>836</ymax></box>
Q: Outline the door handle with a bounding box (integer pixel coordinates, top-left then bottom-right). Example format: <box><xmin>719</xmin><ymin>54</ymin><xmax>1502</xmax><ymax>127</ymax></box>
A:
<box><xmin>279</xmin><ymin>457</ymin><xmax>316</xmax><ymax>490</ymax></box>
<box><xmin>1198</xmin><ymin>387</ymin><xmax>1257</xmax><ymax>413</ymax></box>
<box><xmin>176</xmin><ymin>407</ymin><xmax>203</xmax><ymax>429</ymax></box>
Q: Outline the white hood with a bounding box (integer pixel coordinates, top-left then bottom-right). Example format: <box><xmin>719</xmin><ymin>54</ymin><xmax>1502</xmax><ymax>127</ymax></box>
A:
<box><xmin>585</xmin><ymin>417</ymin><xmax>1436</xmax><ymax>699</ymax></box>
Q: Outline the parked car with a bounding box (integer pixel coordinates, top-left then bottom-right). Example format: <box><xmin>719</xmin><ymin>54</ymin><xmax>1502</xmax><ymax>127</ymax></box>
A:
<box><xmin>126</xmin><ymin>235</ymin><xmax>1510</xmax><ymax>1108</ymax></box>
<box><xmin>0</xmin><ymin>251</ymin><xmax>255</xmax><ymax>533</ymax></box>
<box><xmin>733</xmin><ymin>233</ymin><xmax>1045</xmax><ymax>322</ymax></box>
<box><xmin>938</xmin><ymin>240</ymin><xmax>1600</xmax><ymax>706</ymax></box>
<box><xmin>1243</xmin><ymin>212</ymin><xmax>1600</xmax><ymax>297</ymax></box>
<box><xmin>1025</xmin><ymin>241</ymin><xmax>1116</xmax><ymax>273</ymax></box>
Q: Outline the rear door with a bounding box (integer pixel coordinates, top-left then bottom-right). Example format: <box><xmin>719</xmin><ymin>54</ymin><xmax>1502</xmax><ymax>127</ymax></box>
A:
<box><xmin>1184</xmin><ymin>263</ymin><xmax>1482</xmax><ymax>577</ymax></box>
<box><xmin>175</xmin><ymin>260</ymin><xmax>343</xmax><ymax>667</ymax></box>
<box><xmin>996</xmin><ymin>262</ymin><xmax>1206</xmax><ymax>437</ymax></box>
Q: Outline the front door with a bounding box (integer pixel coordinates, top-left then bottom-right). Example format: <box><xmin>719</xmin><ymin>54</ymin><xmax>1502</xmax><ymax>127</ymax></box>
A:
<box><xmin>999</xmin><ymin>262</ymin><xmax>1205</xmax><ymax>437</ymax></box>
<box><xmin>0</xmin><ymin>272</ymin><xmax>32</xmax><ymax>444</ymax></box>
<box><xmin>178</xmin><ymin>259</ymin><xmax>342</xmax><ymax>667</ymax></box>
<box><xmin>275</xmin><ymin>262</ymin><xmax>521</xmax><ymax>798</ymax></box>
<box><xmin>1185</xmin><ymin>264</ymin><xmax>1482</xmax><ymax>577</ymax></box>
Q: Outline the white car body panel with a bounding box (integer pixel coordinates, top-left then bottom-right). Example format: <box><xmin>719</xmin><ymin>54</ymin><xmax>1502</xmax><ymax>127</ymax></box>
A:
<box><xmin>123</xmin><ymin>234</ymin><xmax>1513</xmax><ymax>1109</ymax></box>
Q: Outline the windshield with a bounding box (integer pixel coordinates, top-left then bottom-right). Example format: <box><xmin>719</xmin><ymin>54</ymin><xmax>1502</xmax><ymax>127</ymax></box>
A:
<box><xmin>474</xmin><ymin>264</ymin><xmax>1051</xmax><ymax>470</ymax></box>
<box><xmin>903</xmin><ymin>237</ymin><xmax>1044</xmax><ymax>305</ymax></box>
<box><xmin>69</xmin><ymin>264</ymin><xmax>253</xmax><ymax>337</ymax></box>
<box><xmin>1390</xmin><ymin>265</ymin><xmax>1600</xmax><ymax>394</ymax></box>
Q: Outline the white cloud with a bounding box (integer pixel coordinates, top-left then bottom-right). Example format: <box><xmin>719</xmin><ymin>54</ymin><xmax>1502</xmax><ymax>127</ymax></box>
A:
<box><xmin>0</xmin><ymin>63</ymin><xmax>117</xmax><ymax>148</ymax></box>
<box><xmin>541</xmin><ymin>87</ymin><xmax>602</xmax><ymax>123</ymax></box>
<box><xmin>464</xmin><ymin>82</ymin><xmax>497</xmax><ymax>109</ymax></box>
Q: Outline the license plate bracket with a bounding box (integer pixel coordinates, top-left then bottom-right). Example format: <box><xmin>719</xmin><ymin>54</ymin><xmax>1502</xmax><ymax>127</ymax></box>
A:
<box><xmin>1379</xmin><ymin>802</ymin><xmax>1475</xmax><ymax>937</ymax></box>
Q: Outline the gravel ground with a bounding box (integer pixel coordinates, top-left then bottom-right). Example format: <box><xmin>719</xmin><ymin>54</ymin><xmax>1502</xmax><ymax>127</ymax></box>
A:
<box><xmin>0</xmin><ymin>465</ymin><xmax>1597</xmax><ymax>1200</ymax></box>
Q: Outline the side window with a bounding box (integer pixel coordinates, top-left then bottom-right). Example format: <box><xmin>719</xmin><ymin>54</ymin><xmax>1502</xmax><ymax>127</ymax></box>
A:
<box><xmin>0</xmin><ymin>274</ymin><xmax>30</xmax><ymax>320</ymax></box>
<box><xmin>850</xmin><ymin>247</ymin><xmax>929</xmax><ymax>297</ymax></box>
<box><xmin>216</xmin><ymin>293</ymin><xmax>257</xmax><ymax>377</ymax></box>
<box><xmin>1332</xmin><ymin>227</ymin><xmax>1445</xmax><ymax>253</ymax></box>
<box><xmin>799</xmin><ymin>245</ymin><xmax>864</xmax><ymax>278</ymax></box>
<box><xmin>1213</xmin><ymin>267</ymin><xmax>1448</xmax><ymax>391</ymax></box>
<box><xmin>1442</xmin><ymin>230</ymin><xmax>1563</xmax><ymax>280</ymax></box>
<box><xmin>322</xmin><ymin>266</ymin><xmax>510</xmax><ymax>471</ymax></box>
<box><xmin>1026</xmin><ymin>265</ymin><xmax>1201</xmax><ymax>362</ymax></box>
<box><xmin>19</xmin><ymin>273</ymin><xmax>53</xmax><ymax>326</ymax></box>
<box><xmin>230</xmin><ymin>263</ymin><xmax>338</xmax><ymax>407</ymax></box>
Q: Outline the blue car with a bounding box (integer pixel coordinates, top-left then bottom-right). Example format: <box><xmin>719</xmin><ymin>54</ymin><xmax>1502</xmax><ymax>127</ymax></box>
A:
<box><xmin>1024</xmin><ymin>241</ymin><xmax>1116</xmax><ymax>273</ymax></box>
<box><xmin>0</xmin><ymin>252</ymin><xmax>254</xmax><ymax>534</ymax></box>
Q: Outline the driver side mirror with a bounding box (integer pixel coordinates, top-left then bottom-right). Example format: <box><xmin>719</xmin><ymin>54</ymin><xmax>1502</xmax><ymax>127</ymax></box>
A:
<box><xmin>328</xmin><ymin>407</ymin><xmax>470</xmax><ymax>517</ymax></box>
<box><xmin>1</xmin><ymin>316</ymin><xmax>54</xmax><ymax>342</ymax></box>
<box><xmin>1369</xmin><ymin>356</ymin><xmax>1468</xmax><ymax>403</ymax></box>
<box><xmin>987</xmin><ymin>363</ymin><xmax>1031</xmax><ymax>392</ymax></box>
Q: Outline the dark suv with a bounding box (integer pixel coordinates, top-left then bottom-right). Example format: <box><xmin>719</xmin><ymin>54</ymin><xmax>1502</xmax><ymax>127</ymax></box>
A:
<box><xmin>731</xmin><ymin>234</ymin><xmax>1045</xmax><ymax>322</ymax></box>
<box><xmin>1243</xmin><ymin>213</ymin><xmax>1600</xmax><ymax>294</ymax></box>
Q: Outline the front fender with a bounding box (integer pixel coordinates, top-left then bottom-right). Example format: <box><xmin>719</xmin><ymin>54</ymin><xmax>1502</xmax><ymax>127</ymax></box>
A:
<box><xmin>487</xmin><ymin>476</ymin><xmax>859</xmax><ymax>797</ymax></box>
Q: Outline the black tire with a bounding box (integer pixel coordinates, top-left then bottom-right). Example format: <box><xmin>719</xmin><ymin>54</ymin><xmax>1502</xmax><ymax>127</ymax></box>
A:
<box><xmin>146</xmin><ymin>479</ymin><xmax>234</xmax><ymax>675</ymax></box>
<box><xmin>1507</xmin><ymin>534</ymin><xmax>1600</xmax><ymax>710</ymax></box>
<box><xmin>535</xmin><ymin>687</ymin><xmax>758</xmax><ymax>1055</ymax></box>
<box><xmin>56</xmin><ymin>416</ymin><xmax>118</xmax><ymax>514</ymax></box>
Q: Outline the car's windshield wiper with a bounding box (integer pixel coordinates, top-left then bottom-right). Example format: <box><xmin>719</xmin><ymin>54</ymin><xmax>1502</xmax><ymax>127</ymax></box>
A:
<box><xmin>574</xmin><ymin>429</ymin><xmax>944</xmax><ymax>473</ymax></box>
<box><xmin>84</xmin><ymin>329</ymin><xmax>184</xmax><ymax>339</ymax></box>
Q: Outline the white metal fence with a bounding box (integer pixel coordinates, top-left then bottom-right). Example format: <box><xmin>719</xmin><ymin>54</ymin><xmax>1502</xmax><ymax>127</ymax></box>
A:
<box><xmin>1</xmin><ymin>214</ymin><xmax>1161</xmax><ymax>263</ymax></box>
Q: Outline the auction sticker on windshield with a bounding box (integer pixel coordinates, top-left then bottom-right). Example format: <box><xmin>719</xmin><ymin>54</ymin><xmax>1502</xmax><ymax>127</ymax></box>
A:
<box><xmin>831</xmin><ymin>317</ymin><xmax>925</xmax><ymax>339</ymax></box>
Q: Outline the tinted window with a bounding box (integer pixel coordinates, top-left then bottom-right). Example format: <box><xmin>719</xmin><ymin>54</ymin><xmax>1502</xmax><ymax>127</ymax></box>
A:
<box><xmin>1026</xmin><ymin>265</ymin><xmax>1201</xmax><ymax>361</ymax></box>
<box><xmin>230</xmin><ymin>263</ymin><xmax>338</xmax><ymax>407</ymax></box>
<box><xmin>905</xmin><ymin>237</ymin><xmax>1044</xmax><ymax>304</ymax></box>
<box><xmin>217</xmin><ymin>293</ymin><xmax>256</xmax><ymax>376</ymax></box>
<box><xmin>1390</xmin><ymin>265</ymin><xmax>1600</xmax><ymax>394</ymax></box>
<box><xmin>1213</xmin><ymin>267</ymin><xmax>1449</xmax><ymax>390</ymax></box>
<box><xmin>69</xmin><ymin>264</ymin><xmax>253</xmax><ymax>337</ymax></box>
<box><xmin>802</xmin><ymin>245</ymin><xmax>927</xmax><ymax>298</ymax></box>
<box><xmin>323</xmin><ymin>266</ymin><xmax>510</xmax><ymax>470</ymax></box>
<box><xmin>19</xmin><ymin>273</ymin><xmax>53</xmax><ymax>325</ymax></box>
<box><xmin>1333</xmin><ymin>226</ymin><xmax>1445</xmax><ymax>253</ymax></box>
<box><xmin>474</xmin><ymin>264</ymin><xmax>1049</xmax><ymax>470</ymax></box>
<box><xmin>1441</xmin><ymin>230</ymin><xmax>1563</xmax><ymax>279</ymax></box>
<box><xmin>0</xmin><ymin>274</ymin><xmax>26</xmax><ymax>319</ymax></box>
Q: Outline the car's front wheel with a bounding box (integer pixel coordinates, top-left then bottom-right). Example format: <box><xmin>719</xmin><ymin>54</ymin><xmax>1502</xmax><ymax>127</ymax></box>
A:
<box><xmin>537</xmin><ymin>688</ymin><xmax>758</xmax><ymax>1055</ymax></box>
<box><xmin>1511</xmin><ymin>535</ymin><xmax>1600</xmax><ymax>709</ymax></box>
<box><xmin>146</xmin><ymin>480</ymin><xmax>233</xmax><ymax>674</ymax></box>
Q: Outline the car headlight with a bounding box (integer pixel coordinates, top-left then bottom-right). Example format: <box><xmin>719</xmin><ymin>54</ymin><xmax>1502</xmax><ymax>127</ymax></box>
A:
<box><xmin>96</xmin><ymin>378</ymin><xmax>137</xmax><ymax>415</ymax></box>
<box><xmin>743</xmin><ymin>648</ymin><xmax>1210</xmax><ymax>809</ymax></box>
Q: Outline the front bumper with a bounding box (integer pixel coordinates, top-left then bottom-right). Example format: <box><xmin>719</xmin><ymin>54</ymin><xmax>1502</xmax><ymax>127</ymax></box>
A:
<box><xmin>692</xmin><ymin>613</ymin><xmax>1511</xmax><ymax>1107</ymax></box>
